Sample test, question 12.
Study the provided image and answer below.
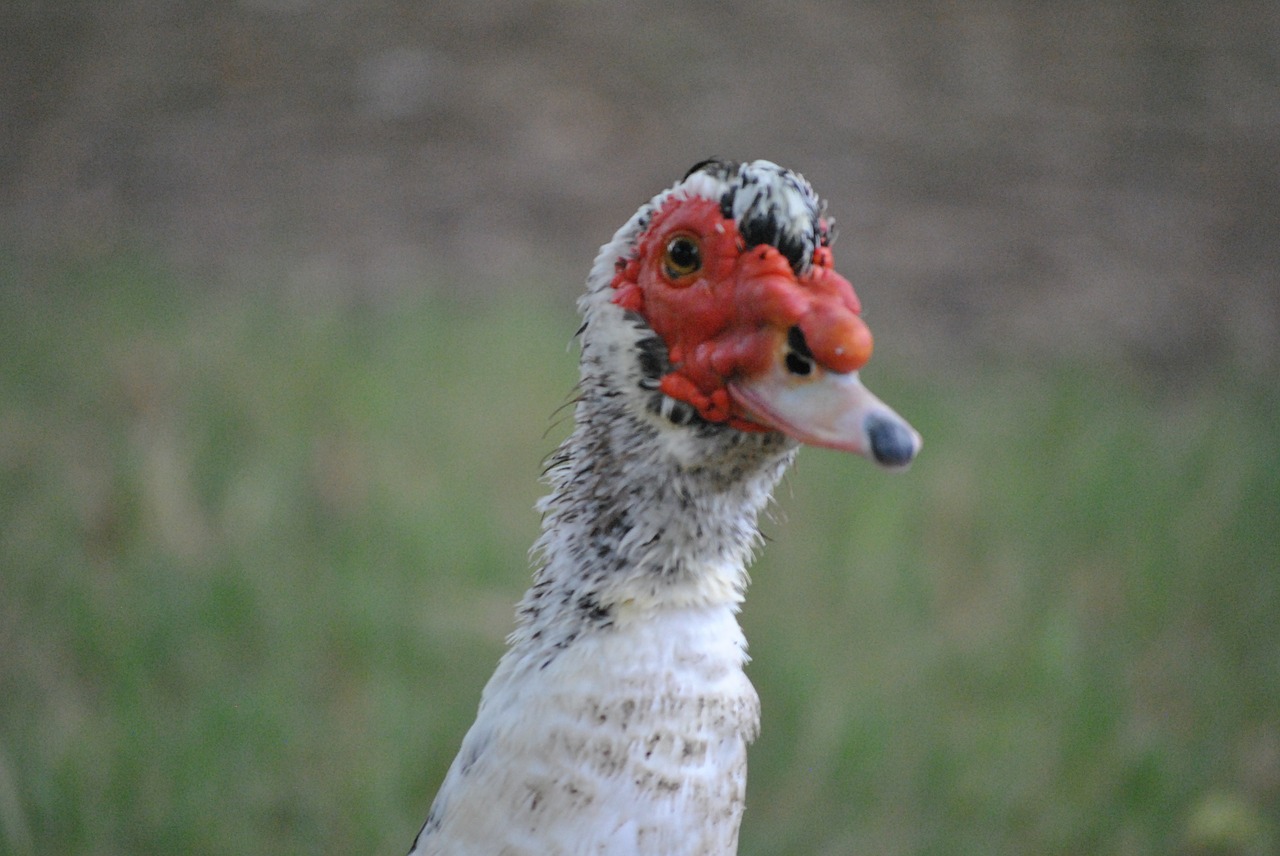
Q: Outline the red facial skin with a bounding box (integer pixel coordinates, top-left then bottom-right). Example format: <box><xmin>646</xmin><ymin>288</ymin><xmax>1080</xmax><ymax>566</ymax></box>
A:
<box><xmin>611</xmin><ymin>195</ymin><xmax>874</xmax><ymax>431</ymax></box>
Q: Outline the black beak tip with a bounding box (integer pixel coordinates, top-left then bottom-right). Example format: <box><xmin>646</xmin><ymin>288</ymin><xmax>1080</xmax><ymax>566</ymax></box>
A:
<box><xmin>866</xmin><ymin>413</ymin><xmax>919</xmax><ymax>468</ymax></box>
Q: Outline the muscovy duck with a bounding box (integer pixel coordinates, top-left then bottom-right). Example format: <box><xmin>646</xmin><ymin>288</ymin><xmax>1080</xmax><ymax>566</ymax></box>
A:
<box><xmin>410</xmin><ymin>159</ymin><xmax>921</xmax><ymax>855</ymax></box>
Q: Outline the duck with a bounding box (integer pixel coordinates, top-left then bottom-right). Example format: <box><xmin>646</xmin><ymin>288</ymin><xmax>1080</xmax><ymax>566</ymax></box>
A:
<box><xmin>409</xmin><ymin>158</ymin><xmax>921</xmax><ymax>855</ymax></box>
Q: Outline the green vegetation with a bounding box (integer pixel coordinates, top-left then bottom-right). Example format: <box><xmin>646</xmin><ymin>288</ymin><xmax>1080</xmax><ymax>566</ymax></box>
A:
<box><xmin>2</xmin><ymin>257</ymin><xmax>1276</xmax><ymax>855</ymax></box>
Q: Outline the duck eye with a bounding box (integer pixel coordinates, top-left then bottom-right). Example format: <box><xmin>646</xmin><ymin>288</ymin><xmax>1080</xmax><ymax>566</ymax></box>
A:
<box><xmin>662</xmin><ymin>234</ymin><xmax>702</xmax><ymax>280</ymax></box>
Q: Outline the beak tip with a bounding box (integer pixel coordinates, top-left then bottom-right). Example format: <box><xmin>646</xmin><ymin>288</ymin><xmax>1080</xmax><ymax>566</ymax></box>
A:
<box><xmin>865</xmin><ymin>412</ymin><xmax>921</xmax><ymax>469</ymax></box>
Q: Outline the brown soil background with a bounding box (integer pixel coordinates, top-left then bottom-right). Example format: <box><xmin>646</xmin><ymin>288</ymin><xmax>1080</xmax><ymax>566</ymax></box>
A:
<box><xmin>4</xmin><ymin>0</ymin><xmax>1277</xmax><ymax>374</ymax></box>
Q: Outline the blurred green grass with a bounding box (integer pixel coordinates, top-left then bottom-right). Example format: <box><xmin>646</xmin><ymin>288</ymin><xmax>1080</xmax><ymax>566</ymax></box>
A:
<box><xmin>1</xmin><ymin>257</ymin><xmax>1276</xmax><ymax>856</ymax></box>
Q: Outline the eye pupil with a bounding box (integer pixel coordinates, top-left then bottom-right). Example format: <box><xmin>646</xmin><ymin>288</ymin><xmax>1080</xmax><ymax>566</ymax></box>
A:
<box><xmin>669</xmin><ymin>239</ymin><xmax>697</xmax><ymax>268</ymax></box>
<box><xmin>663</xmin><ymin>235</ymin><xmax>701</xmax><ymax>279</ymax></box>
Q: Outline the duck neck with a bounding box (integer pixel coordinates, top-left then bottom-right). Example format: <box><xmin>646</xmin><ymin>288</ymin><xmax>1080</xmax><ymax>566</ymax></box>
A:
<box><xmin>510</xmin><ymin>376</ymin><xmax>797</xmax><ymax>656</ymax></box>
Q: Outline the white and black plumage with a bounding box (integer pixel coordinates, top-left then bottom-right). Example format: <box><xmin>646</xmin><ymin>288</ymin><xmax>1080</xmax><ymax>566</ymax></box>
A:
<box><xmin>409</xmin><ymin>159</ymin><xmax>921</xmax><ymax>855</ymax></box>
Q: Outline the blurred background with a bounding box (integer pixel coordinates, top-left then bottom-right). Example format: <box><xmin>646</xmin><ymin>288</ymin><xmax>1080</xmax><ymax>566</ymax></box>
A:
<box><xmin>2</xmin><ymin>1</ymin><xmax>1277</xmax><ymax>854</ymax></box>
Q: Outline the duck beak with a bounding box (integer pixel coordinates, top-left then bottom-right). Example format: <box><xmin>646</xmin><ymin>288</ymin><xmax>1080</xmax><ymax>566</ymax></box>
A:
<box><xmin>729</xmin><ymin>364</ymin><xmax>921</xmax><ymax>469</ymax></box>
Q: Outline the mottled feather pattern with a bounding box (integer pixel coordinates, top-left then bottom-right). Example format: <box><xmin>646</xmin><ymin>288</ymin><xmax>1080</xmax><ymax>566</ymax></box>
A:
<box><xmin>411</xmin><ymin>161</ymin><xmax>833</xmax><ymax>855</ymax></box>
